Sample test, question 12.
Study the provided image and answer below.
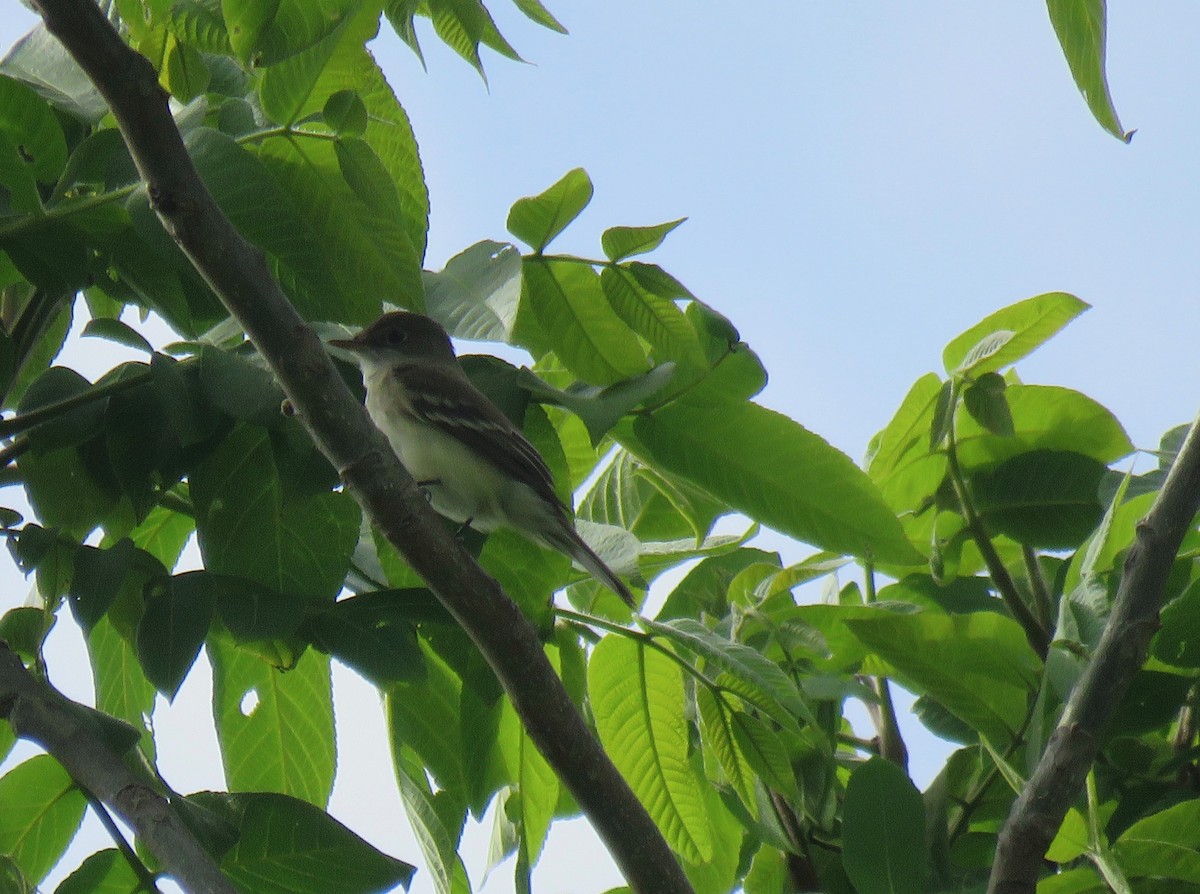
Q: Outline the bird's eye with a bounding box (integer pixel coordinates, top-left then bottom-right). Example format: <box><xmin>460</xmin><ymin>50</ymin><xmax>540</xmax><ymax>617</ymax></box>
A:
<box><xmin>386</xmin><ymin>328</ymin><xmax>407</xmax><ymax>346</ymax></box>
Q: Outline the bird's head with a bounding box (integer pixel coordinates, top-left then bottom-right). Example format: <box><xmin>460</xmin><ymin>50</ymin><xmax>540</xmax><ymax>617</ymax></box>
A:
<box><xmin>330</xmin><ymin>311</ymin><xmax>458</xmax><ymax>368</ymax></box>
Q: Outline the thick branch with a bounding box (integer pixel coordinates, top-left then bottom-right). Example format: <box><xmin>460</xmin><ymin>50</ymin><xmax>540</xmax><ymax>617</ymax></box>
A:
<box><xmin>988</xmin><ymin>413</ymin><xmax>1200</xmax><ymax>894</ymax></box>
<box><xmin>0</xmin><ymin>643</ymin><xmax>235</xmax><ymax>894</ymax></box>
<box><xmin>27</xmin><ymin>2</ymin><xmax>692</xmax><ymax>892</ymax></box>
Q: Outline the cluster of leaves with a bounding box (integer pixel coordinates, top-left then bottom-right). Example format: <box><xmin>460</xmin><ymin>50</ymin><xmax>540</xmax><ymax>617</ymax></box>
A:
<box><xmin>0</xmin><ymin>3</ymin><xmax>1195</xmax><ymax>894</ymax></box>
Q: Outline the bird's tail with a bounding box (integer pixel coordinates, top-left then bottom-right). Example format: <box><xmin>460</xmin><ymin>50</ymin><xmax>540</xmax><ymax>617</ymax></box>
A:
<box><xmin>541</xmin><ymin>518</ymin><xmax>636</xmax><ymax>608</ymax></box>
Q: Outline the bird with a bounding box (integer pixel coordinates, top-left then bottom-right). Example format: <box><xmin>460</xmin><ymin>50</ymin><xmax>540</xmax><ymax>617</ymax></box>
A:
<box><xmin>330</xmin><ymin>311</ymin><xmax>636</xmax><ymax>607</ymax></box>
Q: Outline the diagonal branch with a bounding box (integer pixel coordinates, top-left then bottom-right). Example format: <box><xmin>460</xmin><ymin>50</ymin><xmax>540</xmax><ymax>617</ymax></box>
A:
<box><xmin>988</xmin><ymin>412</ymin><xmax>1200</xmax><ymax>894</ymax></box>
<box><xmin>0</xmin><ymin>643</ymin><xmax>236</xmax><ymax>894</ymax></box>
<box><xmin>26</xmin><ymin>2</ymin><xmax>692</xmax><ymax>892</ymax></box>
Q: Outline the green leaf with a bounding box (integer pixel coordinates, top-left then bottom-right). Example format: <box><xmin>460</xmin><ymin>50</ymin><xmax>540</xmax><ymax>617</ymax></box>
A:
<box><xmin>258</xmin><ymin>4</ymin><xmax>379</xmax><ymax>126</ymax></box>
<box><xmin>219</xmin><ymin>793</ymin><xmax>416</xmax><ymax>894</ymax></box>
<box><xmin>498</xmin><ymin>699</ymin><xmax>559</xmax><ymax>871</ymax></box>
<box><xmin>187</xmin><ymin>128</ymin><xmax>351</xmax><ymax>323</ymax></box>
<box><xmin>304</xmin><ymin>593</ymin><xmax>425</xmax><ymax>685</ymax></box>
<box><xmin>191</xmin><ymin>425</ymin><xmax>360</xmax><ymax>600</ymax></box>
<box><xmin>1046</xmin><ymin>0</ymin><xmax>1131</xmax><ymax>142</ymax></box>
<box><xmin>1113</xmin><ymin>799</ymin><xmax>1200</xmax><ymax>883</ymax></box>
<box><xmin>744</xmin><ymin>846</ymin><xmax>788</xmax><ymax>894</ymax></box>
<box><xmin>942</xmin><ymin>292</ymin><xmax>1089</xmax><ymax>376</ymax></box>
<box><xmin>87</xmin><ymin>616</ymin><xmax>158</xmax><ymax>760</ymax></box>
<box><xmin>0</xmin><ymin>756</ymin><xmax>86</xmax><ymax>886</ymax></box>
<box><xmin>423</xmin><ymin>240</ymin><xmax>523</xmax><ymax>342</ymax></box>
<box><xmin>17</xmin><ymin>366</ymin><xmax>105</xmax><ymax>453</ymax></box>
<box><xmin>392</xmin><ymin>760</ymin><xmax>470</xmax><ymax>894</ymax></box>
<box><xmin>256</xmin><ymin>134</ymin><xmax>420</xmax><ymax>319</ymax></box>
<box><xmin>963</xmin><ymin>372</ymin><xmax>1014</xmax><ymax>437</ymax></box>
<box><xmin>387</xmin><ymin>641</ymin><xmax>471</xmax><ymax>796</ymax></box>
<box><xmin>212</xmin><ymin>573</ymin><xmax>307</xmax><ymax>642</ymax></box>
<box><xmin>507</xmin><ymin>168</ymin><xmax>593</xmax><ymax>251</ymax></box>
<box><xmin>695</xmin><ymin>686</ymin><xmax>756</xmax><ymax>810</ymax></box>
<box><xmin>164</xmin><ymin>40</ymin><xmax>210</xmax><ymax>103</ymax></box>
<box><xmin>511</xmin><ymin>0</ymin><xmax>567</xmax><ymax>33</ymax></box>
<box><xmin>81</xmin><ymin>319</ymin><xmax>154</xmax><ymax>354</ymax></box>
<box><xmin>955</xmin><ymin>384</ymin><xmax>1132</xmax><ymax>471</ymax></box>
<box><xmin>223</xmin><ymin>0</ymin><xmax>281</xmax><ymax>63</ymax></box>
<box><xmin>601</xmin><ymin>218</ymin><xmax>687</xmax><ymax>262</ymax></box>
<box><xmin>0</xmin><ymin>76</ymin><xmax>67</xmax><ymax>183</ymax></box>
<box><xmin>519</xmin><ymin>362</ymin><xmax>676</xmax><ymax>446</ymax></box>
<box><xmin>845</xmin><ymin>608</ymin><xmax>1040</xmax><ymax>743</ymax></box>
<box><xmin>842</xmin><ymin>757</ymin><xmax>927</xmax><ymax>894</ymax></box>
<box><xmin>522</xmin><ymin>259</ymin><xmax>649</xmax><ymax>384</ymax></box>
<box><xmin>969</xmin><ymin>450</ymin><xmax>1106</xmax><ymax>549</ymax></box>
<box><xmin>171</xmin><ymin>0</ymin><xmax>233</xmax><ymax>53</ymax></box>
<box><xmin>210</xmin><ymin>637</ymin><xmax>336</xmax><ymax>807</ymax></box>
<box><xmin>323</xmin><ymin>89</ymin><xmax>368</xmax><ymax>136</ymax></box>
<box><xmin>69</xmin><ymin>538</ymin><xmax>137</xmax><ymax>630</ymax></box>
<box><xmin>0</xmin><ymin>26</ymin><xmax>108</xmax><ymax>122</ymax></box>
<box><xmin>0</xmin><ymin>607</ymin><xmax>50</xmax><ymax>665</ymax></box>
<box><xmin>588</xmin><ymin>635</ymin><xmax>713</xmax><ymax>864</ymax></box>
<box><xmin>53</xmin><ymin>849</ymin><xmax>139</xmax><ymax>894</ymax></box>
<box><xmin>600</xmin><ymin>266</ymin><xmax>706</xmax><ymax>368</ymax></box>
<box><xmin>641</xmin><ymin>617</ymin><xmax>813</xmax><ymax>733</ymax></box>
<box><xmin>625</xmin><ymin>398</ymin><xmax>922</xmax><ymax>566</ymax></box>
<box><xmin>729</xmin><ymin>710</ymin><xmax>800</xmax><ymax>801</ymax></box>
<box><xmin>1154</xmin><ymin>577</ymin><xmax>1200</xmax><ymax>668</ymax></box>
<box><xmin>136</xmin><ymin>571</ymin><xmax>218</xmax><ymax>697</ymax></box>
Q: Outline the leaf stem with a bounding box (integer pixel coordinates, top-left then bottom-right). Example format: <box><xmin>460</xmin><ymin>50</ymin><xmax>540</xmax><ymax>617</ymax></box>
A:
<box><xmin>1021</xmin><ymin>545</ymin><xmax>1055</xmax><ymax>628</ymax></box>
<box><xmin>0</xmin><ymin>185</ymin><xmax>138</xmax><ymax>239</ymax></box>
<box><xmin>862</xmin><ymin>563</ymin><xmax>910</xmax><ymax>771</ymax></box>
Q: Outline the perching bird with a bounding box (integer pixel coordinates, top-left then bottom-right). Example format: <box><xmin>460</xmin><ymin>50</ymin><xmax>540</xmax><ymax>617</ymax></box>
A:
<box><xmin>330</xmin><ymin>311</ymin><xmax>635</xmax><ymax>607</ymax></box>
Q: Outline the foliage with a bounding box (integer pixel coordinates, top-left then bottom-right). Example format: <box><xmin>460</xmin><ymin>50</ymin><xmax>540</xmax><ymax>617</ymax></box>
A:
<box><xmin>0</xmin><ymin>3</ymin><xmax>1194</xmax><ymax>894</ymax></box>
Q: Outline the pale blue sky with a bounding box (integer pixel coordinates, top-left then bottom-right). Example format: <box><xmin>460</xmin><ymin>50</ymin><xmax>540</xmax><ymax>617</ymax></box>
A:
<box><xmin>2</xmin><ymin>3</ymin><xmax>1198</xmax><ymax>893</ymax></box>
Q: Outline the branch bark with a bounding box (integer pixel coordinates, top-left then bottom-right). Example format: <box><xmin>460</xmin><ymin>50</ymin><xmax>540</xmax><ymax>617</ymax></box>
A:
<box><xmin>0</xmin><ymin>643</ymin><xmax>237</xmax><ymax>894</ymax></box>
<box><xmin>988</xmin><ymin>413</ymin><xmax>1200</xmax><ymax>894</ymax></box>
<box><xmin>27</xmin><ymin>2</ymin><xmax>692</xmax><ymax>892</ymax></box>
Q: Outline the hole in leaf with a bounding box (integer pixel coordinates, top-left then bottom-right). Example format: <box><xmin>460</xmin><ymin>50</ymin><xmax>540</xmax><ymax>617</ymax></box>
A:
<box><xmin>239</xmin><ymin>689</ymin><xmax>260</xmax><ymax>717</ymax></box>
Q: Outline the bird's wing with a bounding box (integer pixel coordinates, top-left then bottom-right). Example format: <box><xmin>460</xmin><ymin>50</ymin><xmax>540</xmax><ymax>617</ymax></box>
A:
<box><xmin>394</xmin><ymin>363</ymin><xmax>562</xmax><ymax>506</ymax></box>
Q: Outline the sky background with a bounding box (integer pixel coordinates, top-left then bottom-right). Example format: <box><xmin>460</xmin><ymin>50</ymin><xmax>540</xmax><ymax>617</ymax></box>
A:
<box><xmin>2</xmin><ymin>2</ymin><xmax>1200</xmax><ymax>893</ymax></box>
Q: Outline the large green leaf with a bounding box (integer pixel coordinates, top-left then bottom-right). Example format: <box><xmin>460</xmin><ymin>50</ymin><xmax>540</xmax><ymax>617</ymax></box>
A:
<box><xmin>304</xmin><ymin>593</ymin><xmax>425</xmax><ymax>686</ymax></box>
<box><xmin>0</xmin><ymin>756</ymin><xmax>86</xmax><ymax>886</ymax></box>
<box><xmin>136</xmin><ymin>571</ymin><xmax>218</xmax><ymax>697</ymax></box>
<box><xmin>1154</xmin><ymin>578</ymin><xmax>1200</xmax><ymax>669</ymax></box>
<box><xmin>942</xmin><ymin>293</ymin><xmax>1089</xmax><ymax>376</ymax></box>
<box><xmin>522</xmin><ymin>259</ymin><xmax>648</xmax><ymax>385</ymax></box>
<box><xmin>0</xmin><ymin>75</ymin><xmax>67</xmax><ymax>184</ymax></box>
<box><xmin>641</xmin><ymin>617</ymin><xmax>813</xmax><ymax>732</ymax></box>
<box><xmin>54</xmin><ymin>848</ymin><xmax>140</xmax><ymax>894</ymax></box>
<box><xmin>842</xmin><ymin>757</ymin><xmax>927</xmax><ymax>894</ymax></box>
<box><xmin>223</xmin><ymin>0</ymin><xmax>281</xmax><ymax>62</ymax></box>
<box><xmin>588</xmin><ymin>635</ymin><xmax>713</xmax><ymax>864</ymax></box>
<box><xmin>187</xmin><ymin>128</ymin><xmax>346</xmax><ymax>322</ymax></box>
<box><xmin>1112</xmin><ymin>799</ymin><xmax>1200</xmax><ymax>883</ymax></box>
<box><xmin>191</xmin><ymin>425</ymin><xmax>360</xmax><ymax>601</ymax></box>
<box><xmin>601</xmin><ymin>218</ymin><xmax>687</xmax><ymax>262</ymax></box>
<box><xmin>219</xmin><ymin>793</ymin><xmax>416</xmax><ymax>894</ymax></box>
<box><xmin>969</xmin><ymin>450</ymin><xmax>1107</xmax><ymax>549</ymax></box>
<box><xmin>87</xmin><ymin>616</ymin><xmax>158</xmax><ymax>760</ymax></box>
<box><xmin>507</xmin><ymin>168</ymin><xmax>593</xmax><ymax>252</ymax></box>
<box><xmin>845</xmin><ymin>608</ymin><xmax>1040</xmax><ymax>743</ymax></box>
<box><xmin>600</xmin><ymin>266</ymin><xmax>706</xmax><ymax>368</ymax></box>
<box><xmin>624</xmin><ymin>398</ymin><xmax>921</xmax><ymax>566</ymax></box>
<box><xmin>695</xmin><ymin>686</ymin><xmax>757</xmax><ymax>811</ymax></box>
<box><xmin>1046</xmin><ymin>0</ymin><xmax>1130</xmax><ymax>142</ymax></box>
<box><xmin>256</xmin><ymin>134</ymin><xmax>420</xmax><ymax>320</ymax></box>
<box><xmin>209</xmin><ymin>637</ymin><xmax>336</xmax><ymax>807</ymax></box>
<box><xmin>258</xmin><ymin>2</ymin><xmax>379</xmax><ymax>125</ymax></box>
<box><xmin>392</xmin><ymin>757</ymin><xmax>470</xmax><ymax>894</ymax></box>
<box><xmin>423</xmin><ymin>240</ymin><xmax>522</xmax><ymax>342</ymax></box>
<box><xmin>387</xmin><ymin>640</ymin><xmax>470</xmax><ymax>796</ymax></box>
<box><xmin>498</xmin><ymin>699</ymin><xmax>559</xmax><ymax>872</ymax></box>
<box><xmin>0</xmin><ymin>25</ymin><xmax>108</xmax><ymax>122</ymax></box>
<box><xmin>955</xmin><ymin>384</ymin><xmax>1132</xmax><ymax>471</ymax></box>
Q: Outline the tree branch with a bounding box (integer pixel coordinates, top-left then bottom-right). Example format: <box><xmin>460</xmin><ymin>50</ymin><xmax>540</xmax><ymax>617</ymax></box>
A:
<box><xmin>988</xmin><ymin>412</ymin><xmax>1200</xmax><ymax>894</ymax></box>
<box><xmin>27</xmin><ymin>2</ymin><xmax>692</xmax><ymax>891</ymax></box>
<box><xmin>0</xmin><ymin>643</ymin><xmax>236</xmax><ymax>894</ymax></box>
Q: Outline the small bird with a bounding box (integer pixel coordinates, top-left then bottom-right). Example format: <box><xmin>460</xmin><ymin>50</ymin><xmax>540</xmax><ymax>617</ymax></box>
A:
<box><xmin>330</xmin><ymin>311</ymin><xmax>635</xmax><ymax>607</ymax></box>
